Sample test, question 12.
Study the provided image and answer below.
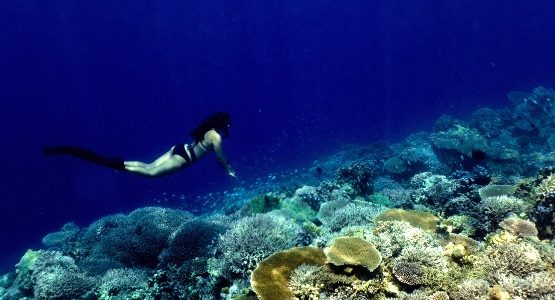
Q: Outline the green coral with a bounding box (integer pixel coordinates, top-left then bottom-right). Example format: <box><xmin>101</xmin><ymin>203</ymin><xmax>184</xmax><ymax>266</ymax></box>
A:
<box><xmin>15</xmin><ymin>250</ymin><xmax>40</xmax><ymax>293</ymax></box>
<box><xmin>249</xmin><ymin>194</ymin><xmax>281</xmax><ymax>214</ymax></box>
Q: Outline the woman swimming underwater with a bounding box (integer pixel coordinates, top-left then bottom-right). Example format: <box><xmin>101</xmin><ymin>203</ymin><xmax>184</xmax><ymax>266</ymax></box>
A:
<box><xmin>43</xmin><ymin>112</ymin><xmax>236</xmax><ymax>179</ymax></box>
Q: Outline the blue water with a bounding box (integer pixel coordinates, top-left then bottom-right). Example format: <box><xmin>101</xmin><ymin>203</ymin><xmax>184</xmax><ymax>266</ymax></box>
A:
<box><xmin>1</xmin><ymin>0</ymin><xmax>555</xmax><ymax>272</ymax></box>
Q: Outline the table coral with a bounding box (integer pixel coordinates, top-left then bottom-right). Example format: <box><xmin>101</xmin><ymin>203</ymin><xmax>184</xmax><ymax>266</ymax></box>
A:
<box><xmin>250</xmin><ymin>247</ymin><xmax>326</xmax><ymax>300</ymax></box>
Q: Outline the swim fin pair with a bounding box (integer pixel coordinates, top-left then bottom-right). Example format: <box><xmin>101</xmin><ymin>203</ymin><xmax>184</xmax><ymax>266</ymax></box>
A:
<box><xmin>42</xmin><ymin>146</ymin><xmax>125</xmax><ymax>171</ymax></box>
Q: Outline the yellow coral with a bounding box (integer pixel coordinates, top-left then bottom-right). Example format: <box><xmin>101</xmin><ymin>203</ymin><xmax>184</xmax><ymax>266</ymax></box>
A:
<box><xmin>324</xmin><ymin>236</ymin><xmax>382</xmax><ymax>272</ymax></box>
<box><xmin>486</xmin><ymin>231</ymin><xmax>517</xmax><ymax>245</ymax></box>
<box><xmin>250</xmin><ymin>247</ymin><xmax>326</xmax><ymax>300</ymax></box>
<box><xmin>374</xmin><ymin>209</ymin><xmax>438</xmax><ymax>232</ymax></box>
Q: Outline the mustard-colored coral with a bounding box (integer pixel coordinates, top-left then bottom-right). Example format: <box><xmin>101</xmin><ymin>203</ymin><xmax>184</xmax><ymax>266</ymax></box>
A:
<box><xmin>324</xmin><ymin>236</ymin><xmax>381</xmax><ymax>272</ymax></box>
<box><xmin>250</xmin><ymin>247</ymin><xmax>326</xmax><ymax>300</ymax></box>
<box><xmin>374</xmin><ymin>209</ymin><xmax>438</xmax><ymax>232</ymax></box>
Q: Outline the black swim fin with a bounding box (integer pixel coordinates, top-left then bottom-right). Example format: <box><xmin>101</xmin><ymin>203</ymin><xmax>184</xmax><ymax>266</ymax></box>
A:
<box><xmin>42</xmin><ymin>146</ymin><xmax>125</xmax><ymax>171</ymax></box>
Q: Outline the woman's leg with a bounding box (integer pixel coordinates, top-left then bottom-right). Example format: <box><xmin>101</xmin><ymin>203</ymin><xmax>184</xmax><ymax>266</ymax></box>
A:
<box><xmin>124</xmin><ymin>148</ymin><xmax>185</xmax><ymax>177</ymax></box>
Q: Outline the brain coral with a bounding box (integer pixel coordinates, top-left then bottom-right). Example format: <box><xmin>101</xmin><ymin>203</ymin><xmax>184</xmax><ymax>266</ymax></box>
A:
<box><xmin>374</xmin><ymin>209</ymin><xmax>438</xmax><ymax>232</ymax></box>
<box><xmin>324</xmin><ymin>236</ymin><xmax>381</xmax><ymax>272</ymax></box>
<box><xmin>251</xmin><ymin>247</ymin><xmax>326</xmax><ymax>300</ymax></box>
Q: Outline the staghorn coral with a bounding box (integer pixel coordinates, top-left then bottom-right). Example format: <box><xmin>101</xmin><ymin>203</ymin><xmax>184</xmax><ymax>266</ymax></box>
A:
<box><xmin>218</xmin><ymin>213</ymin><xmax>302</xmax><ymax>275</ymax></box>
<box><xmin>450</xmin><ymin>279</ymin><xmax>490</xmax><ymax>300</ymax></box>
<box><xmin>371</xmin><ymin>221</ymin><xmax>439</xmax><ymax>260</ymax></box>
<box><xmin>496</xmin><ymin>271</ymin><xmax>555</xmax><ymax>299</ymax></box>
<box><xmin>288</xmin><ymin>264</ymin><xmax>323</xmax><ymax>300</ymax></box>
<box><xmin>77</xmin><ymin>256</ymin><xmax>125</xmax><ymax>277</ymax></box>
<box><xmin>321</xmin><ymin>202</ymin><xmax>385</xmax><ymax>232</ymax></box>
<box><xmin>317</xmin><ymin>199</ymin><xmax>350</xmax><ymax>225</ymax></box>
<box><xmin>395</xmin><ymin>244</ymin><xmax>448</xmax><ymax>270</ymax></box>
<box><xmin>498</xmin><ymin>217</ymin><xmax>538</xmax><ymax>238</ymax></box>
<box><xmin>479</xmin><ymin>242</ymin><xmax>544</xmax><ymax>277</ymax></box>
<box><xmin>479</xmin><ymin>195</ymin><xmax>529</xmax><ymax>223</ymax></box>
<box><xmin>324</xmin><ymin>236</ymin><xmax>382</xmax><ymax>272</ymax></box>
<box><xmin>250</xmin><ymin>247</ymin><xmax>326</xmax><ymax>300</ymax></box>
<box><xmin>98</xmin><ymin>268</ymin><xmax>148</xmax><ymax>299</ymax></box>
<box><xmin>430</xmin><ymin>291</ymin><xmax>450</xmax><ymax>300</ymax></box>
<box><xmin>34</xmin><ymin>265</ymin><xmax>96</xmax><ymax>300</ymax></box>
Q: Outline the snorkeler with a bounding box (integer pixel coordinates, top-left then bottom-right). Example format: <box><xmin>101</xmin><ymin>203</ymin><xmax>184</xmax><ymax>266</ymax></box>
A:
<box><xmin>42</xmin><ymin>112</ymin><xmax>237</xmax><ymax>179</ymax></box>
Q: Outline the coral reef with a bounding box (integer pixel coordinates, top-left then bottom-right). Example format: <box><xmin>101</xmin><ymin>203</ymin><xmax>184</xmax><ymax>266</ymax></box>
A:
<box><xmin>5</xmin><ymin>86</ymin><xmax>555</xmax><ymax>299</ymax></box>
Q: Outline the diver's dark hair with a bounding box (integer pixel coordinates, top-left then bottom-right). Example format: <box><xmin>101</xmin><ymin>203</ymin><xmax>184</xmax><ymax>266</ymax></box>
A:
<box><xmin>191</xmin><ymin>112</ymin><xmax>231</xmax><ymax>142</ymax></box>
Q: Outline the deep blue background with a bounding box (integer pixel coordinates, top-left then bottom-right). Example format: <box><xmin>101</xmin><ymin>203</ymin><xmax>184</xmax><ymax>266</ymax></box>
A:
<box><xmin>1</xmin><ymin>0</ymin><xmax>555</xmax><ymax>272</ymax></box>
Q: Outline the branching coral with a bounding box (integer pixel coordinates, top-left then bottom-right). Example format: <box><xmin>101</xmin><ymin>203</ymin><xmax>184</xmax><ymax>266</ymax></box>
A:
<box><xmin>450</xmin><ymin>279</ymin><xmax>490</xmax><ymax>300</ymax></box>
<box><xmin>479</xmin><ymin>242</ymin><xmax>544</xmax><ymax>276</ymax></box>
<box><xmin>288</xmin><ymin>264</ymin><xmax>323</xmax><ymax>300</ymax></box>
<box><xmin>371</xmin><ymin>221</ymin><xmax>439</xmax><ymax>260</ymax></box>
<box><xmin>218</xmin><ymin>214</ymin><xmax>302</xmax><ymax>275</ymax></box>
<box><xmin>479</xmin><ymin>195</ymin><xmax>529</xmax><ymax>222</ymax></box>
<box><xmin>321</xmin><ymin>202</ymin><xmax>385</xmax><ymax>232</ymax></box>
<box><xmin>98</xmin><ymin>268</ymin><xmax>148</xmax><ymax>299</ymax></box>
